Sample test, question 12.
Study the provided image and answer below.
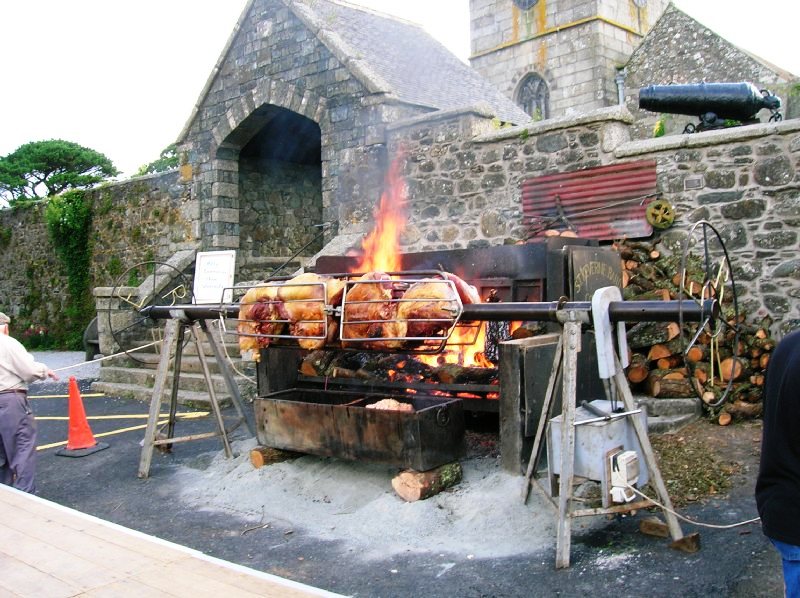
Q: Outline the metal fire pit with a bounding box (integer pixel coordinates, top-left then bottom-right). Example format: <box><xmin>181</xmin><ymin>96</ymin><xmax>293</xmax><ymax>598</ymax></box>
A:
<box><xmin>254</xmin><ymin>389</ymin><xmax>465</xmax><ymax>471</ymax></box>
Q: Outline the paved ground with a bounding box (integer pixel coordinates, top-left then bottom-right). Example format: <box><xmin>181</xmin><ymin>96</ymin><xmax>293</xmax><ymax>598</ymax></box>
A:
<box><xmin>22</xmin><ymin>352</ymin><xmax>784</xmax><ymax>597</ymax></box>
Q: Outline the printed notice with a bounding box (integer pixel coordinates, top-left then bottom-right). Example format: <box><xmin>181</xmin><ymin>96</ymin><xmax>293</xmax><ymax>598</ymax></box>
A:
<box><xmin>193</xmin><ymin>250</ymin><xmax>236</xmax><ymax>304</ymax></box>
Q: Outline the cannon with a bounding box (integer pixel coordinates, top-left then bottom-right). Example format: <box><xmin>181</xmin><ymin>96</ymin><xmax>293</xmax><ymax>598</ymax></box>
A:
<box><xmin>639</xmin><ymin>82</ymin><xmax>782</xmax><ymax>133</ymax></box>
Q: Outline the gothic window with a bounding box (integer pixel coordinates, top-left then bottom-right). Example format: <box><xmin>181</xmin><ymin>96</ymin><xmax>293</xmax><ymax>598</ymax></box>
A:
<box><xmin>517</xmin><ymin>73</ymin><xmax>549</xmax><ymax>120</ymax></box>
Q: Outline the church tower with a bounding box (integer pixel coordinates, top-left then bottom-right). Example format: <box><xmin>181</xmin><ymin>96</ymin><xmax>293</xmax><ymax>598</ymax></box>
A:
<box><xmin>469</xmin><ymin>0</ymin><xmax>668</xmax><ymax>120</ymax></box>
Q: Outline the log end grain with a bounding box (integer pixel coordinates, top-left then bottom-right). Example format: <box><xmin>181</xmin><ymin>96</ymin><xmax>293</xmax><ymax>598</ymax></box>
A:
<box><xmin>392</xmin><ymin>462</ymin><xmax>463</xmax><ymax>502</ymax></box>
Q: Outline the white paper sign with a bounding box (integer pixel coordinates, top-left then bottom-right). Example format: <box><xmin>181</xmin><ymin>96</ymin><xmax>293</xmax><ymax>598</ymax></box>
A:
<box><xmin>193</xmin><ymin>250</ymin><xmax>236</xmax><ymax>304</ymax></box>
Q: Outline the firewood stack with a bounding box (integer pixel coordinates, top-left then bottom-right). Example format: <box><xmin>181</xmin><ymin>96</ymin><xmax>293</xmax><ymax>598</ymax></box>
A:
<box><xmin>614</xmin><ymin>239</ymin><xmax>775</xmax><ymax>425</ymax></box>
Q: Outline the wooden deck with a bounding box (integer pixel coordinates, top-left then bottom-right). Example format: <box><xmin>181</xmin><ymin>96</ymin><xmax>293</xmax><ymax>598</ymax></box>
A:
<box><xmin>0</xmin><ymin>485</ymin><xmax>343</xmax><ymax>597</ymax></box>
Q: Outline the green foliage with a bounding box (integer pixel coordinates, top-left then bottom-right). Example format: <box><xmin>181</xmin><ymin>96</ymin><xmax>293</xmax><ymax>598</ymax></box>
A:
<box><xmin>653</xmin><ymin>118</ymin><xmax>666</xmax><ymax>138</ymax></box>
<box><xmin>0</xmin><ymin>225</ymin><xmax>11</xmax><ymax>249</ymax></box>
<box><xmin>135</xmin><ymin>144</ymin><xmax>179</xmax><ymax>176</ymax></box>
<box><xmin>44</xmin><ymin>189</ymin><xmax>94</xmax><ymax>348</ymax></box>
<box><xmin>107</xmin><ymin>255</ymin><xmax>123</xmax><ymax>279</ymax></box>
<box><xmin>0</xmin><ymin>139</ymin><xmax>118</xmax><ymax>205</ymax></box>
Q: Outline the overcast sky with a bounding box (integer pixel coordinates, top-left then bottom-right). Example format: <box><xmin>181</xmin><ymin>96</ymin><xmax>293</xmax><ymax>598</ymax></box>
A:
<box><xmin>0</xmin><ymin>0</ymin><xmax>796</xmax><ymax>177</ymax></box>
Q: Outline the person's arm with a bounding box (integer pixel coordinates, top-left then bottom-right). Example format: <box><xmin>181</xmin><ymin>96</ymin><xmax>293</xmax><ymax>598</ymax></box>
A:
<box><xmin>5</xmin><ymin>336</ymin><xmax>58</xmax><ymax>383</ymax></box>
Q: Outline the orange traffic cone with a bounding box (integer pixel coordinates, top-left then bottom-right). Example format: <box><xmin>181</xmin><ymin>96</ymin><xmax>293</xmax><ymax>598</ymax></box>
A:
<box><xmin>55</xmin><ymin>376</ymin><xmax>109</xmax><ymax>457</ymax></box>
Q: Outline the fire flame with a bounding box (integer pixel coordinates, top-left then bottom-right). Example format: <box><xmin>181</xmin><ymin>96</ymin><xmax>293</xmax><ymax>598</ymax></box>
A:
<box><xmin>354</xmin><ymin>156</ymin><xmax>406</xmax><ymax>273</ymax></box>
<box><xmin>351</xmin><ymin>153</ymin><xmax>502</xmax><ymax>370</ymax></box>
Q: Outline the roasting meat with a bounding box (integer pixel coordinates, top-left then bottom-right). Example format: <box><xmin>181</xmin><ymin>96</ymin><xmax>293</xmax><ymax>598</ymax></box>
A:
<box><xmin>397</xmin><ymin>272</ymin><xmax>480</xmax><ymax>340</ymax></box>
<box><xmin>238</xmin><ymin>273</ymin><xmax>346</xmax><ymax>354</ymax></box>
<box><xmin>277</xmin><ymin>272</ymin><xmax>346</xmax><ymax>350</ymax></box>
<box><xmin>397</xmin><ymin>278</ymin><xmax>460</xmax><ymax>339</ymax></box>
<box><xmin>237</xmin><ymin>284</ymin><xmax>283</xmax><ymax>360</ymax></box>
<box><xmin>341</xmin><ymin>272</ymin><xmax>407</xmax><ymax>349</ymax></box>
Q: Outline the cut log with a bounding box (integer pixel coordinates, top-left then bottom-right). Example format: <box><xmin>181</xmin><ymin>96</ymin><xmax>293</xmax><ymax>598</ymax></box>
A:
<box><xmin>759</xmin><ymin>353</ymin><xmax>770</xmax><ymax>370</ymax></box>
<box><xmin>670</xmin><ymin>532</ymin><xmax>701</xmax><ymax>554</ymax></box>
<box><xmin>646</xmin><ymin>339</ymin><xmax>683</xmax><ymax>362</ymax></box>
<box><xmin>718</xmin><ymin>412</ymin><xmax>732</xmax><ymax>426</ymax></box>
<box><xmin>628</xmin><ymin>321</ymin><xmax>681</xmax><ymax>349</ymax></box>
<box><xmin>626</xmin><ymin>353</ymin><xmax>650</xmax><ymax>384</ymax></box>
<box><xmin>725</xmin><ymin>400</ymin><xmax>763</xmax><ymax>420</ymax></box>
<box><xmin>656</xmin><ymin>355</ymin><xmax>683</xmax><ymax>370</ymax></box>
<box><xmin>691</xmin><ymin>362</ymin><xmax>710</xmax><ymax>385</ymax></box>
<box><xmin>719</xmin><ymin>357</ymin><xmax>746</xmax><ymax>382</ymax></box>
<box><xmin>299</xmin><ymin>350</ymin><xmax>337</xmax><ymax>377</ymax></box>
<box><xmin>639</xmin><ymin>517</ymin><xmax>670</xmax><ymax>538</ymax></box>
<box><xmin>647</xmin><ymin>377</ymin><xmax>695</xmax><ymax>398</ymax></box>
<box><xmin>702</xmin><ymin>389</ymin><xmax>720</xmax><ymax>405</ymax></box>
<box><xmin>391</xmin><ymin>462</ymin><xmax>463</xmax><ymax>502</ymax></box>
<box><xmin>685</xmin><ymin>345</ymin><xmax>708</xmax><ymax>364</ymax></box>
<box><xmin>250</xmin><ymin>446</ymin><xmax>301</xmax><ymax>469</ymax></box>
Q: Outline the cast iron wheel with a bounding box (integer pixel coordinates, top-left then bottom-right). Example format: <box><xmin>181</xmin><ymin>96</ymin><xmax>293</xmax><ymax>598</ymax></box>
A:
<box><xmin>677</xmin><ymin>220</ymin><xmax>741</xmax><ymax>408</ymax></box>
<box><xmin>107</xmin><ymin>261</ymin><xmax>193</xmax><ymax>364</ymax></box>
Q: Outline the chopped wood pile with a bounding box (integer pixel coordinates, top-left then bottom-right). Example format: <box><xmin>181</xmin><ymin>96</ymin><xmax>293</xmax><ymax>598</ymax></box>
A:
<box><xmin>615</xmin><ymin>239</ymin><xmax>775</xmax><ymax>425</ymax></box>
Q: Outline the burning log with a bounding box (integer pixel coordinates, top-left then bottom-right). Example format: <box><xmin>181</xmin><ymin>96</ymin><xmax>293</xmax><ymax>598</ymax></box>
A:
<box><xmin>391</xmin><ymin>462</ymin><xmax>463</xmax><ymax>502</ymax></box>
<box><xmin>434</xmin><ymin>363</ymin><xmax>498</xmax><ymax>385</ymax></box>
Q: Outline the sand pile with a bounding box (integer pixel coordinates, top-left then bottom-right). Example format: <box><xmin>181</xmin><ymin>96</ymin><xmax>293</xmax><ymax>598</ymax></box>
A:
<box><xmin>174</xmin><ymin>438</ymin><xmax>601</xmax><ymax>560</ymax></box>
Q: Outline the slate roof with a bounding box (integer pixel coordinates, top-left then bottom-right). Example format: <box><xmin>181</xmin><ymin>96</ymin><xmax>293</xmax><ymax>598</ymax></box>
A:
<box><xmin>289</xmin><ymin>0</ymin><xmax>530</xmax><ymax>124</ymax></box>
<box><xmin>179</xmin><ymin>0</ymin><xmax>531</xmax><ymax>140</ymax></box>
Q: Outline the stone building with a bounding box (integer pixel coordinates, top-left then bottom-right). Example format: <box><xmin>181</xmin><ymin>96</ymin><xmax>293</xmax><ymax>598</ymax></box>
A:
<box><xmin>469</xmin><ymin>0</ymin><xmax>670</xmax><ymax>119</ymax></box>
<box><xmin>2</xmin><ymin>0</ymin><xmax>799</xmax><ymax>344</ymax></box>
<box><xmin>470</xmin><ymin>1</ymin><xmax>797</xmax><ymax>128</ymax></box>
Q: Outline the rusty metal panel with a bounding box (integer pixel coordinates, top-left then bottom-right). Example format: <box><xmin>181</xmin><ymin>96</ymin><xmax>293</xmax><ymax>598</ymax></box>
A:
<box><xmin>521</xmin><ymin>160</ymin><xmax>658</xmax><ymax>240</ymax></box>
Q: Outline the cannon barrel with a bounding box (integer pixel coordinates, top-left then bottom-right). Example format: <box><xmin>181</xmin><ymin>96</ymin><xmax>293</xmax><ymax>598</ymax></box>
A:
<box><xmin>639</xmin><ymin>82</ymin><xmax>781</xmax><ymax>121</ymax></box>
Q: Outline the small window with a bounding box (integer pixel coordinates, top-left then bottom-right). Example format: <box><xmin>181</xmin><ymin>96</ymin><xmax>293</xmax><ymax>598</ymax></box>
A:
<box><xmin>517</xmin><ymin>73</ymin><xmax>549</xmax><ymax>120</ymax></box>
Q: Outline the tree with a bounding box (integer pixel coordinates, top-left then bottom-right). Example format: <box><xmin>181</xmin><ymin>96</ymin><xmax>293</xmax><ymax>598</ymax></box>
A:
<box><xmin>135</xmin><ymin>143</ymin><xmax>179</xmax><ymax>176</ymax></box>
<box><xmin>0</xmin><ymin>139</ymin><xmax>119</xmax><ymax>204</ymax></box>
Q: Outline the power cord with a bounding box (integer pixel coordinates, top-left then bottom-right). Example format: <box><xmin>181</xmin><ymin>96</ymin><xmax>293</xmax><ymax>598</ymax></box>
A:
<box><xmin>625</xmin><ymin>483</ymin><xmax>761</xmax><ymax>530</ymax></box>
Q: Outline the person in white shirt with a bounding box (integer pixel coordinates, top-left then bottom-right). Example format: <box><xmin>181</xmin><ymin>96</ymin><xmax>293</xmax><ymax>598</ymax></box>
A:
<box><xmin>0</xmin><ymin>312</ymin><xmax>58</xmax><ymax>493</ymax></box>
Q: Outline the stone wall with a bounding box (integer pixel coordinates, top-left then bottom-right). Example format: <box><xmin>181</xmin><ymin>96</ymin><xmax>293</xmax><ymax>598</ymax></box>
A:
<box><xmin>0</xmin><ymin>202</ymin><xmax>66</xmax><ymax>335</ymax></box>
<box><xmin>385</xmin><ymin>105</ymin><xmax>800</xmax><ymax>334</ymax></box>
<box><xmin>238</xmin><ymin>158</ymin><xmax>323</xmax><ymax>260</ymax></box>
<box><xmin>0</xmin><ymin>171</ymin><xmax>198</xmax><ymax>339</ymax></box>
<box><xmin>1</xmin><ymin>105</ymin><xmax>798</xmax><ymax>342</ymax></box>
<box><xmin>387</xmin><ymin>105</ymin><xmax>630</xmax><ymax>251</ymax></box>
<box><xmin>615</xmin><ymin>122</ymin><xmax>800</xmax><ymax>333</ymax></box>
<box><xmin>86</xmin><ymin>171</ymin><xmax>197</xmax><ymax>285</ymax></box>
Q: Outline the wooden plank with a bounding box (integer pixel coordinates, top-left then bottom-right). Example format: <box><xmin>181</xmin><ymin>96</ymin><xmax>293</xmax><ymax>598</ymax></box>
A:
<box><xmin>555</xmin><ymin>319</ymin><xmax>581</xmax><ymax>569</ymax></box>
<box><xmin>0</xmin><ymin>486</ymin><xmax>341</xmax><ymax>597</ymax></box>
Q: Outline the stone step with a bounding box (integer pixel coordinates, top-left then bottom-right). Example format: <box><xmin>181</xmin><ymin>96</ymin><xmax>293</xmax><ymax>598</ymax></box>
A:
<box><xmin>97</xmin><ymin>366</ymin><xmax>231</xmax><ymax>395</ymax></box>
<box><xmin>635</xmin><ymin>396</ymin><xmax>702</xmax><ymax>434</ymax></box>
<box><xmin>90</xmin><ymin>381</ymin><xmax>230</xmax><ymax>409</ymax></box>
<box><xmin>104</xmin><ymin>352</ymin><xmax>247</xmax><ymax>376</ymax></box>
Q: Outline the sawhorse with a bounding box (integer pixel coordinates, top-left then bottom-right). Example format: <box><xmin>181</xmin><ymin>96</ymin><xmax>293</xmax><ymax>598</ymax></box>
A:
<box><xmin>138</xmin><ymin>317</ymin><xmax>254</xmax><ymax>478</ymax></box>
<box><xmin>522</xmin><ymin>310</ymin><xmax>685</xmax><ymax>568</ymax></box>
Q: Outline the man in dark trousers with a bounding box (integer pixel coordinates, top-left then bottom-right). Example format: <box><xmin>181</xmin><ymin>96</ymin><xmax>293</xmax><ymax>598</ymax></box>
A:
<box><xmin>756</xmin><ymin>329</ymin><xmax>800</xmax><ymax>597</ymax></box>
<box><xmin>0</xmin><ymin>312</ymin><xmax>58</xmax><ymax>493</ymax></box>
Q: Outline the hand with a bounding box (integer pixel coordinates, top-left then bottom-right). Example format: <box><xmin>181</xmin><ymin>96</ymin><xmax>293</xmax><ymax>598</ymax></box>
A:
<box><xmin>47</xmin><ymin>369</ymin><xmax>59</xmax><ymax>381</ymax></box>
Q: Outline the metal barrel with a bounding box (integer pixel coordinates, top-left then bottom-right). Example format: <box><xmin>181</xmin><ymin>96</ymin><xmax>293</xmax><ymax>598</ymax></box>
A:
<box><xmin>639</xmin><ymin>82</ymin><xmax>780</xmax><ymax>121</ymax></box>
<box><xmin>142</xmin><ymin>298</ymin><xmax>717</xmax><ymax>324</ymax></box>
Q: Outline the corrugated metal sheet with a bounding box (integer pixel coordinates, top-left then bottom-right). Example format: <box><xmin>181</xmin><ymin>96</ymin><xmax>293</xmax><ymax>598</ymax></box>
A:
<box><xmin>521</xmin><ymin>160</ymin><xmax>658</xmax><ymax>240</ymax></box>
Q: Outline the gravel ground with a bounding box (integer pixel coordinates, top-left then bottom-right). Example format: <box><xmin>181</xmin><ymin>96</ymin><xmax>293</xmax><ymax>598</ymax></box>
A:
<box><xmin>30</xmin><ymin>350</ymin><xmax>101</xmax><ymax>382</ymax></box>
